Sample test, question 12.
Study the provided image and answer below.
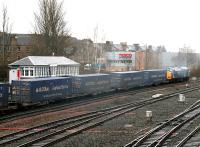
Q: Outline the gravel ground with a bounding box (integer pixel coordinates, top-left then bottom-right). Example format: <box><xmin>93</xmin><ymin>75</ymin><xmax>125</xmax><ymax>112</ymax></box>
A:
<box><xmin>54</xmin><ymin>88</ymin><xmax>200</xmax><ymax>147</ymax></box>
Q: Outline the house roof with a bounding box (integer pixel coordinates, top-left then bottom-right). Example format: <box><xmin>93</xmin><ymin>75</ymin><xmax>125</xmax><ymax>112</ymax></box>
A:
<box><xmin>15</xmin><ymin>34</ymin><xmax>32</xmax><ymax>46</ymax></box>
<box><xmin>0</xmin><ymin>34</ymin><xmax>32</xmax><ymax>46</ymax></box>
<box><xmin>9</xmin><ymin>56</ymin><xmax>80</xmax><ymax>66</ymax></box>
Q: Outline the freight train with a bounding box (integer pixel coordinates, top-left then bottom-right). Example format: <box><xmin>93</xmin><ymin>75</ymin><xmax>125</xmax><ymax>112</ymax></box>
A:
<box><xmin>0</xmin><ymin>67</ymin><xmax>189</xmax><ymax>109</ymax></box>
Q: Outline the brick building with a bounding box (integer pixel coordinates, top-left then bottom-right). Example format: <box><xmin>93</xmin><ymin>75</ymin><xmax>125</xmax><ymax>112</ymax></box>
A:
<box><xmin>0</xmin><ymin>33</ymin><xmax>32</xmax><ymax>64</ymax></box>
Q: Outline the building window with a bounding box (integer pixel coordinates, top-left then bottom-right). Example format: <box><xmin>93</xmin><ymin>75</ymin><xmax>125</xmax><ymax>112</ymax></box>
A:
<box><xmin>35</xmin><ymin>67</ymin><xmax>38</xmax><ymax>77</ymax></box>
<box><xmin>21</xmin><ymin>67</ymin><xmax>34</xmax><ymax>77</ymax></box>
<box><xmin>26</xmin><ymin>47</ymin><xmax>30</xmax><ymax>53</ymax></box>
<box><xmin>67</xmin><ymin>67</ymin><xmax>69</xmax><ymax>75</ymax></box>
<box><xmin>21</xmin><ymin>68</ymin><xmax>24</xmax><ymax>76</ymax></box>
<box><xmin>41</xmin><ymin>67</ymin><xmax>44</xmax><ymax>77</ymax></box>
<box><xmin>30</xmin><ymin>69</ymin><xmax>34</xmax><ymax>76</ymax></box>
<box><xmin>50</xmin><ymin>66</ymin><xmax>57</xmax><ymax>76</ymax></box>
<box><xmin>17</xmin><ymin>56</ymin><xmax>20</xmax><ymax>60</ymax></box>
<box><xmin>57</xmin><ymin>67</ymin><xmax>60</xmax><ymax>75</ymax></box>
<box><xmin>69</xmin><ymin>67</ymin><xmax>71</xmax><ymax>75</ymax></box>
<box><xmin>25</xmin><ymin>70</ymin><xmax>29</xmax><ymax>76</ymax></box>
<box><xmin>38</xmin><ymin>67</ymin><xmax>41</xmax><ymax>77</ymax></box>
<box><xmin>44</xmin><ymin>67</ymin><xmax>46</xmax><ymax>76</ymax></box>
<box><xmin>17</xmin><ymin>47</ymin><xmax>21</xmax><ymax>51</ymax></box>
<box><xmin>30</xmin><ymin>70</ymin><xmax>33</xmax><ymax>76</ymax></box>
<box><xmin>7</xmin><ymin>47</ymin><xmax>11</xmax><ymax>52</ymax></box>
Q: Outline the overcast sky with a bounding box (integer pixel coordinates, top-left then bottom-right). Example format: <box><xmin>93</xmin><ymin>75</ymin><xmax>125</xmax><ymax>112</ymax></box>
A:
<box><xmin>0</xmin><ymin>0</ymin><xmax>200</xmax><ymax>52</ymax></box>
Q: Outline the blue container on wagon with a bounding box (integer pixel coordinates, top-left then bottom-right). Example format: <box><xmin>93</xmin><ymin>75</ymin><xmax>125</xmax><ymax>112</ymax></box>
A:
<box><xmin>181</xmin><ymin>67</ymin><xmax>190</xmax><ymax>78</ymax></box>
<box><xmin>12</xmin><ymin>77</ymin><xmax>72</xmax><ymax>105</ymax></box>
<box><xmin>145</xmin><ymin>69</ymin><xmax>167</xmax><ymax>85</ymax></box>
<box><xmin>72</xmin><ymin>74</ymin><xmax>111</xmax><ymax>95</ymax></box>
<box><xmin>111</xmin><ymin>71</ymin><xmax>144</xmax><ymax>90</ymax></box>
<box><xmin>0</xmin><ymin>83</ymin><xmax>9</xmax><ymax>107</ymax></box>
<box><xmin>172</xmin><ymin>67</ymin><xmax>190</xmax><ymax>79</ymax></box>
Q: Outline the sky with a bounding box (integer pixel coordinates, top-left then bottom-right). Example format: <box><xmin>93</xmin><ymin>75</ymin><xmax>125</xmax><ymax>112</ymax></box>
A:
<box><xmin>0</xmin><ymin>0</ymin><xmax>200</xmax><ymax>52</ymax></box>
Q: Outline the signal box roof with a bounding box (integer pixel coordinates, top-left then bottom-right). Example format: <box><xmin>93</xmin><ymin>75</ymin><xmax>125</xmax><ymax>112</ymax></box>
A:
<box><xmin>9</xmin><ymin>56</ymin><xmax>80</xmax><ymax>66</ymax></box>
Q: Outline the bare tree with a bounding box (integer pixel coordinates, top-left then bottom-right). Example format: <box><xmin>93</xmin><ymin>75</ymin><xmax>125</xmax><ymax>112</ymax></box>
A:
<box><xmin>0</xmin><ymin>5</ymin><xmax>12</xmax><ymax>81</ymax></box>
<box><xmin>173</xmin><ymin>47</ymin><xmax>197</xmax><ymax>68</ymax></box>
<box><xmin>170</xmin><ymin>46</ymin><xmax>199</xmax><ymax>70</ymax></box>
<box><xmin>32</xmin><ymin>0</ymin><xmax>70</xmax><ymax>56</ymax></box>
<box><xmin>68</xmin><ymin>38</ymin><xmax>94</xmax><ymax>73</ymax></box>
<box><xmin>0</xmin><ymin>5</ymin><xmax>12</xmax><ymax>64</ymax></box>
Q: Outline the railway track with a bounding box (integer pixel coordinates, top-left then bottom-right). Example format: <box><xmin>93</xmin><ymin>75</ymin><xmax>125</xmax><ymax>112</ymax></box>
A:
<box><xmin>124</xmin><ymin>93</ymin><xmax>200</xmax><ymax>147</ymax></box>
<box><xmin>176</xmin><ymin>125</ymin><xmax>200</xmax><ymax>147</ymax></box>
<box><xmin>0</xmin><ymin>82</ymin><xmax>189</xmax><ymax>124</ymax></box>
<box><xmin>0</xmin><ymin>85</ymin><xmax>199</xmax><ymax>147</ymax></box>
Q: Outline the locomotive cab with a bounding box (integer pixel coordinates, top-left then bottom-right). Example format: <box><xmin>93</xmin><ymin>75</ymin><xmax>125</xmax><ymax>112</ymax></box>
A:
<box><xmin>166</xmin><ymin>70</ymin><xmax>173</xmax><ymax>80</ymax></box>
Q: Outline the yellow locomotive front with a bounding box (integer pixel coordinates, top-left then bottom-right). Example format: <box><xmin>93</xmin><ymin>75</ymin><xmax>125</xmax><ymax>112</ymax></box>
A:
<box><xmin>166</xmin><ymin>70</ymin><xmax>173</xmax><ymax>80</ymax></box>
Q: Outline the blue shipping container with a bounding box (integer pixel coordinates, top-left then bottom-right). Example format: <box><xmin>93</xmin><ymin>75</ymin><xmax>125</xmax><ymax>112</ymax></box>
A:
<box><xmin>174</xmin><ymin>68</ymin><xmax>189</xmax><ymax>79</ymax></box>
<box><xmin>0</xmin><ymin>83</ymin><xmax>9</xmax><ymax>107</ymax></box>
<box><xmin>12</xmin><ymin>77</ymin><xmax>72</xmax><ymax>104</ymax></box>
<box><xmin>72</xmin><ymin>74</ymin><xmax>111</xmax><ymax>95</ymax></box>
<box><xmin>111</xmin><ymin>71</ymin><xmax>144</xmax><ymax>89</ymax></box>
<box><xmin>145</xmin><ymin>69</ymin><xmax>167</xmax><ymax>85</ymax></box>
